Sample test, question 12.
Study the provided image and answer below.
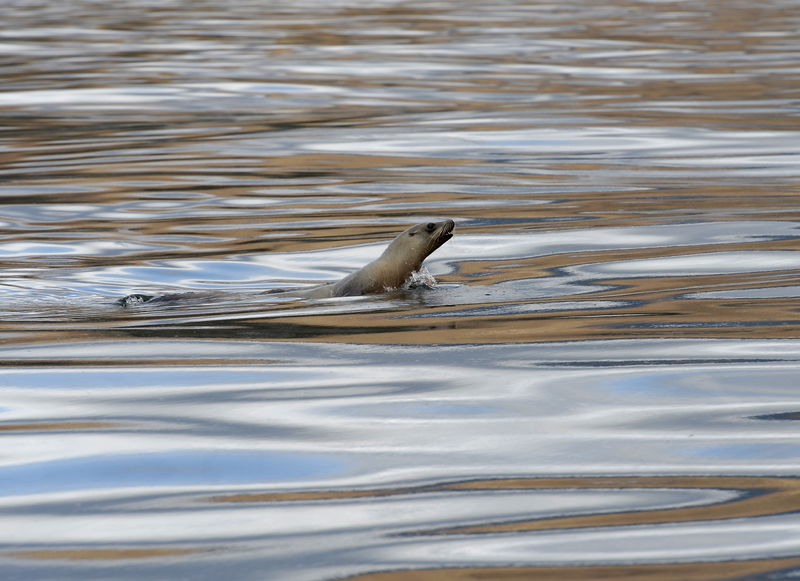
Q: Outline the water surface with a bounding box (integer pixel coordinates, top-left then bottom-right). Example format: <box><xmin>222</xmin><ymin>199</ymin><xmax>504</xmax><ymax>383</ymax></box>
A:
<box><xmin>2</xmin><ymin>1</ymin><xmax>800</xmax><ymax>580</ymax></box>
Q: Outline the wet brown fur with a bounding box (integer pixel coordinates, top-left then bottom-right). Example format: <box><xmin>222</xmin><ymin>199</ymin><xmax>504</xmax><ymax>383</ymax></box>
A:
<box><xmin>304</xmin><ymin>219</ymin><xmax>455</xmax><ymax>298</ymax></box>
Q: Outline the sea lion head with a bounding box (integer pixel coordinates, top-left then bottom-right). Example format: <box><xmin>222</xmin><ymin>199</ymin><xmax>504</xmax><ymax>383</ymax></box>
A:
<box><xmin>382</xmin><ymin>219</ymin><xmax>455</xmax><ymax>268</ymax></box>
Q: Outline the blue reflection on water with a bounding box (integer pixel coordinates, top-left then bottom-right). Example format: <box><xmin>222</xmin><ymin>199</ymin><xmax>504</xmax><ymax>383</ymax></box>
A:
<box><xmin>606</xmin><ymin>372</ymin><xmax>698</xmax><ymax>397</ymax></box>
<box><xmin>688</xmin><ymin>444</ymin><xmax>800</xmax><ymax>461</ymax></box>
<box><xmin>0</xmin><ymin>451</ymin><xmax>344</xmax><ymax>497</ymax></box>
<box><xmin>3</xmin><ymin>368</ymin><xmax>310</xmax><ymax>389</ymax></box>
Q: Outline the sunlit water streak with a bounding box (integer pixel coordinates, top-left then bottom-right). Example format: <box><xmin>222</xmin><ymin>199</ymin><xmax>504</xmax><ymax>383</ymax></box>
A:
<box><xmin>1</xmin><ymin>0</ymin><xmax>800</xmax><ymax>580</ymax></box>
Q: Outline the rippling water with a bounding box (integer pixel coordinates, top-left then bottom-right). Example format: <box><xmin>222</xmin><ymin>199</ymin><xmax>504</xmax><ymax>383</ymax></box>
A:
<box><xmin>2</xmin><ymin>1</ymin><xmax>800</xmax><ymax>579</ymax></box>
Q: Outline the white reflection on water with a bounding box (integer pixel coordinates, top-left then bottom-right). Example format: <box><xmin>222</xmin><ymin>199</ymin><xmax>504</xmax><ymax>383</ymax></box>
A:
<box><xmin>3</xmin><ymin>340</ymin><xmax>800</xmax><ymax>492</ymax></box>
<box><xmin>2</xmin><ymin>339</ymin><xmax>800</xmax><ymax>578</ymax></box>
<box><xmin>591</xmin><ymin>251</ymin><xmax>800</xmax><ymax>276</ymax></box>
<box><xmin>381</xmin><ymin>513</ymin><xmax>800</xmax><ymax>566</ymax></box>
<box><xmin>687</xmin><ymin>286</ymin><xmax>800</xmax><ymax>300</ymax></box>
<box><xmin>4</xmin><ymin>488</ymin><xmax>731</xmax><ymax>544</ymax></box>
<box><xmin>0</xmin><ymin>86</ymin><xmax>235</xmax><ymax>108</ymax></box>
<box><xmin>304</xmin><ymin>126</ymin><xmax>800</xmax><ymax>173</ymax></box>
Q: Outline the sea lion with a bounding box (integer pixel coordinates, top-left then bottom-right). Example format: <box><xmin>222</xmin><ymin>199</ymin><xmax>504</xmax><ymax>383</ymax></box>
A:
<box><xmin>117</xmin><ymin>219</ymin><xmax>454</xmax><ymax>306</ymax></box>
<box><xmin>304</xmin><ymin>218</ymin><xmax>455</xmax><ymax>298</ymax></box>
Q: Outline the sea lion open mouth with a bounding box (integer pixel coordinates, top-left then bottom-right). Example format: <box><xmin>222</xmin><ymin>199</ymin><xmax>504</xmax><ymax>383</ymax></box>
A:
<box><xmin>430</xmin><ymin>219</ymin><xmax>455</xmax><ymax>252</ymax></box>
<box><xmin>438</xmin><ymin>219</ymin><xmax>455</xmax><ymax>243</ymax></box>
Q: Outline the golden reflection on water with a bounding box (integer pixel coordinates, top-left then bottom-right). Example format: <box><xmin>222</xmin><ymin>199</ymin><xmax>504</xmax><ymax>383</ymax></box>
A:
<box><xmin>345</xmin><ymin>558</ymin><xmax>800</xmax><ymax>581</ymax></box>
<box><xmin>213</xmin><ymin>475</ymin><xmax>800</xmax><ymax>532</ymax></box>
<box><xmin>213</xmin><ymin>475</ymin><xmax>800</xmax><ymax>580</ymax></box>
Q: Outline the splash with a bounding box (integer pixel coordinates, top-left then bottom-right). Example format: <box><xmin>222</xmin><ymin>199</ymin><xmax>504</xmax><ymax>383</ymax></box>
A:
<box><xmin>403</xmin><ymin>266</ymin><xmax>438</xmax><ymax>290</ymax></box>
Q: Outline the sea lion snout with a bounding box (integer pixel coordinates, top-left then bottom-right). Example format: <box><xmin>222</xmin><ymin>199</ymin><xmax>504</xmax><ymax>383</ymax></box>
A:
<box><xmin>438</xmin><ymin>219</ymin><xmax>455</xmax><ymax>242</ymax></box>
<box><xmin>428</xmin><ymin>219</ymin><xmax>454</xmax><ymax>252</ymax></box>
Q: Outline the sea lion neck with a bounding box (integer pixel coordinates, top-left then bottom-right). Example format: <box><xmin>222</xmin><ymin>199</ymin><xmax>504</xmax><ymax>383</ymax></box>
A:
<box><xmin>372</xmin><ymin>220</ymin><xmax>455</xmax><ymax>288</ymax></box>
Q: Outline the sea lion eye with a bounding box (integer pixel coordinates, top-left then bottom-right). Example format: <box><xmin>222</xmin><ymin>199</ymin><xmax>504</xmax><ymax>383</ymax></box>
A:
<box><xmin>426</xmin><ymin>222</ymin><xmax>436</xmax><ymax>232</ymax></box>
